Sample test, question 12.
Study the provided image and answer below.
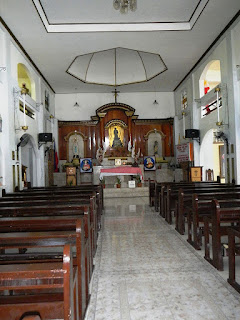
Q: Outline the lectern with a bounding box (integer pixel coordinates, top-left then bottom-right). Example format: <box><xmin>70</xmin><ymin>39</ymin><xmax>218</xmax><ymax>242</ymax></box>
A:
<box><xmin>66</xmin><ymin>166</ymin><xmax>77</xmax><ymax>186</ymax></box>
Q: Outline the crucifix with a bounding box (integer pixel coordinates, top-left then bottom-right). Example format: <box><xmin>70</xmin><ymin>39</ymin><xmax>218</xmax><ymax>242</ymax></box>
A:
<box><xmin>112</xmin><ymin>88</ymin><xmax>120</xmax><ymax>103</ymax></box>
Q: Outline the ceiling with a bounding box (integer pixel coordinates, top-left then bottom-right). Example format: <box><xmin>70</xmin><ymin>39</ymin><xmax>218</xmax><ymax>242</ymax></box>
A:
<box><xmin>1</xmin><ymin>0</ymin><xmax>240</xmax><ymax>93</ymax></box>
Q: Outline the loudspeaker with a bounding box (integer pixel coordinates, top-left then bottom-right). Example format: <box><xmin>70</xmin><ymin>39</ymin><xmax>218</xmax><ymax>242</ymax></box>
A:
<box><xmin>38</xmin><ymin>133</ymin><xmax>52</xmax><ymax>142</ymax></box>
<box><xmin>185</xmin><ymin>129</ymin><xmax>200</xmax><ymax>139</ymax></box>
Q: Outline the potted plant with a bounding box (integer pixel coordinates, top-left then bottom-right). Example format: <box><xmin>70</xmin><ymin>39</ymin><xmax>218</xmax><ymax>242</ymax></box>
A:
<box><xmin>135</xmin><ymin>175</ymin><xmax>142</xmax><ymax>187</ymax></box>
<box><xmin>116</xmin><ymin>177</ymin><xmax>121</xmax><ymax>188</ymax></box>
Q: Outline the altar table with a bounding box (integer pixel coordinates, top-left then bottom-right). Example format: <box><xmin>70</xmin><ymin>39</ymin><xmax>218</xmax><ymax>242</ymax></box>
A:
<box><xmin>99</xmin><ymin>166</ymin><xmax>143</xmax><ymax>181</ymax></box>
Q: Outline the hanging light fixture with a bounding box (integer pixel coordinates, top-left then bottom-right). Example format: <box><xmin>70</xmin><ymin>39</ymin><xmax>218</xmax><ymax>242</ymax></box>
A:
<box><xmin>74</xmin><ymin>102</ymin><xmax>80</xmax><ymax>108</ymax></box>
<box><xmin>21</xmin><ymin>84</ymin><xmax>28</xmax><ymax>131</ymax></box>
<box><xmin>113</xmin><ymin>0</ymin><xmax>137</xmax><ymax>14</ymax></box>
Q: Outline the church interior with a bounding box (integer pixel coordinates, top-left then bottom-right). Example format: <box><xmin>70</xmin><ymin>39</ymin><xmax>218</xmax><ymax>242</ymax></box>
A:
<box><xmin>1</xmin><ymin>1</ymin><xmax>240</xmax><ymax>319</ymax></box>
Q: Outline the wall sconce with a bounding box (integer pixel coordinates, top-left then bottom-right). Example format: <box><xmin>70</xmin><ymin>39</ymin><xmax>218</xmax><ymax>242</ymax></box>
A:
<box><xmin>0</xmin><ymin>114</ymin><xmax>2</xmax><ymax>132</ymax></box>
<box><xmin>215</xmin><ymin>86</ymin><xmax>222</xmax><ymax>127</ymax></box>
<box><xmin>13</xmin><ymin>85</ymin><xmax>29</xmax><ymax>131</ymax></box>
<box><xmin>182</xmin><ymin>111</ymin><xmax>186</xmax><ymax>138</ymax></box>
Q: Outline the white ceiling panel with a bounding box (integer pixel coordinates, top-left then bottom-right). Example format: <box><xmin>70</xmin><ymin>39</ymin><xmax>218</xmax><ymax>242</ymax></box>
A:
<box><xmin>0</xmin><ymin>0</ymin><xmax>239</xmax><ymax>93</ymax></box>
<box><xmin>40</xmin><ymin>0</ymin><xmax>200</xmax><ymax>24</ymax></box>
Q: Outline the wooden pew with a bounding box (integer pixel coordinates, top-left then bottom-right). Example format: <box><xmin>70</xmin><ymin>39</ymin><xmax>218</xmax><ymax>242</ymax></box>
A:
<box><xmin>148</xmin><ymin>179</ymin><xmax>155</xmax><ymax>207</ymax></box>
<box><xmin>0</xmin><ymin>216</ymin><xmax>88</xmax><ymax>320</ymax></box>
<box><xmin>3</xmin><ymin>184</ymin><xmax>104</xmax><ymax>213</ymax></box>
<box><xmin>0</xmin><ymin>244</ymin><xmax>77</xmax><ymax>320</ymax></box>
<box><xmin>2</xmin><ymin>188</ymin><xmax>102</xmax><ymax>231</ymax></box>
<box><xmin>188</xmin><ymin>192</ymin><xmax>240</xmax><ymax>250</ymax></box>
<box><xmin>0</xmin><ymin>204</ymin><xmax>95</xmax><ymax>275</ymax></box>
<box><xmin>227</xmin><ymin>227</ymin><xmax>240</xmax><ymax>293</ymax></box>
<box><xmin>204</xmin><ymin>199</ymin><xmax>240</xmax><ymax>271</ymax></box>
<box><xmin>174</xmin><ymin>186</ymin><xmax>240</xmax><ymax>234</ymax></box>
<box><xmin>0</xmin><ymin>198</ymin><xmax>98</xmax><ymax>258</ymax></box>
<box><xmin>158</xmin><ymin>181</ymin><xmax>224</xmax><ymax>216</ymax></box>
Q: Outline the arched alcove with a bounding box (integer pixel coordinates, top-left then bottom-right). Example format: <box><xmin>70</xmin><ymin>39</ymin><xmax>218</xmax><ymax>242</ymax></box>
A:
<box><xmin>64</xmin><ymin>131</ymin><xmax>87</xmax><ymax>162</ymax></box>
<box><xmin>200</xmin><ymin>129</ymin><xmax>225</xmax><ymax>181</ymax></box>
<box><xmin>199</xmin><ymin>60</ymin><xmax>221</xmax><ymax>98</ymax></box>
<box><xmin>17</xmin><ymin>63</ymin><xmax>36</xmax><ymax>100</ymax></box>
<box><xmin>19</xmin><ymin>133</ymin><xmax>38</xmax><ymax>187</ymax></box>
<box><xmin>144</xmin><ymin>129</ymin><xmax>166</xmax><ymax>157</ymax></box>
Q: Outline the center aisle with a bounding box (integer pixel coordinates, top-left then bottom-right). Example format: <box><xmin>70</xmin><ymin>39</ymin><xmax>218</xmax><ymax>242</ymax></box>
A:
<box><xmin>85</xmin><ymin>197</ymin><xmax>240</xmax><ymax>320</ymax></box>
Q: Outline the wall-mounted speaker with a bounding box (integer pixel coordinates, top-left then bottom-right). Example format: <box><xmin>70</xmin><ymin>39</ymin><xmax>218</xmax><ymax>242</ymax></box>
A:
<box><xmin>38</xmin><ymin>133</ymin><xmax>52</xmax><ymax>142</ymax></box>
<box><xmin>185</xmin><ymin>129</ymin><xmax>200</xmax><ymax>139</ymax></box>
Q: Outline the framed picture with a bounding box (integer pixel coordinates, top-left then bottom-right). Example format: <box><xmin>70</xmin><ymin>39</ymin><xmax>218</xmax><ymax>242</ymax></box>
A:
<box><xmin>80</xmin><ymin>158</ymin><xmax>93</xmax><ymax>173</ymax></box>
<box><xmin>115</xmin><ymin>158</ymin><xmax>122</xmax><ymax>166</ymax></box>
<box><xmin>144</xmin><ymin>156</ymin><xmax>156</xmax><ymax>171</ymax></box>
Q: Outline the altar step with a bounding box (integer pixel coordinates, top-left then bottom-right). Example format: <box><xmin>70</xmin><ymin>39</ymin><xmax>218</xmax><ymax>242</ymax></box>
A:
<box><xmin>103</xmin><ymin>186</ymin><xmax>149</xmax><ymax>199</ymax></box>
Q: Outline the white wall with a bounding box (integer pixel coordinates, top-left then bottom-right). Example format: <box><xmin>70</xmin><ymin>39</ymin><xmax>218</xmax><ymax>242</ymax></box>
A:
<box><xmin>55</xmin><ymin>92</ymin><xmax>175</xmax><ymax>121</ymax></box>
<box><xmin>174</xmin><ymin>16</ymin><xmax>240</xmax><ymax>183</ymax></box>
<box><xmin>0</xmin><ymin>21</ymin><xmax>56</xmax><ymax>192</ymax></box>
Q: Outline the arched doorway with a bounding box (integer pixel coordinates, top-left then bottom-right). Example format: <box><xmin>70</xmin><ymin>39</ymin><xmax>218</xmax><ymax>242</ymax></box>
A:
<box><xmin>200</xmin><ymin>129</ymin><xmax>225</xmax><ymax>182</ymax></box>
<box><xmin>19</xmin><ymin>134</ymin><xmax>38</xmax><ymax>188</ymax></box>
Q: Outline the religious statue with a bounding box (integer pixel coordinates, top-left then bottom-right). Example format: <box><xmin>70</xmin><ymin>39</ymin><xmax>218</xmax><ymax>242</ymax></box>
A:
<box><xmin>72</xmin><ymin>136</ymin><xmax>79</xmax><ymax>157</ymax></box>
<box><xmin>112</xmin><ymin>127</ymin><xmax>123</xmax><ymax>148</ymax></box>
<box><xmin>154</xmin><ymin>140</ymin><xmax>158</xmax><ymax>155</ymax></box>
<box><xmin>96</xmin><ymin>146</ymin><xmax>104</xmax><ymax>164</ymax></box>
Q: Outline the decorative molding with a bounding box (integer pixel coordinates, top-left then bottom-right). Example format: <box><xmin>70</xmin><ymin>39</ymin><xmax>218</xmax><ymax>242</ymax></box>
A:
<box><xmin>96</xmin><ymin>103</ymin><xmax>135</xmax><ymax>114</ymax></box>
<box><xmin>64</xmin><ymin>131</ymin><xmax>87</xmax><ymax>142</ymax></box>
<box><xmin>134</xmin><ymin>118</ymin><xmax>174</xmax><ymax>125</ymax></box>
<box><xmin>97</xmin><ymin>112</ymin><xmax>107</xmax><ymax>118</ymax></box>
<box><xmin>125</xmin><ymin>111</ymin><xmax>134</xmax><ymax>117</ymax></box>
<box><xmin>144</xmin><ymin>129</ymin><xmax>166</xmax><ymax>141</ymax></box>
<box><xmin>58</xmin><ymin>120</ymin><xmax>98</xmax><ymax>127</ymax></box>
<box><xmin>32</xmin><ymin>0</ymin><xmax>209</xmax><ymax>33</ymax></box>
<box><xmin>105</xmin><ymin>119</ymin><xmax>128</xmax><ymax>129</ymax></box>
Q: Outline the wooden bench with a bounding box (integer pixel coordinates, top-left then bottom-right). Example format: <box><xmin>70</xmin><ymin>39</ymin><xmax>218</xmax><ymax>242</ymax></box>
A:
<box><xmin>204</xmin><ymin>199</ymin><xmax>240</xmax><ymax>271</ymax></box>
<box><xmin>158</xmin><ymin>181</ymin><xmax>224</xmax><ymax>216</ymax></box>
<box><xmin>2</xmin><ymin>188</ymin><xmax>103</xmax><ymax>231</ymax></box>
<box><xmin>187</xmin><ymin>192</ymin><xmax>240</xmax><ymax>250</ymax></box>
<box><xmin>227</xmin><ymin>227</ymin><xmax>240</xmax><ymax>294</ymax></box>
<box><xmin>0</xmin><ymin>215</ymin><xmax>88</xmax><ymax>319</ymax></box>
<box><xmin>174</xmin><ymin>186</ymin><xmax>240</xmax><ymax>234</ymax></box>
<box><xmin>0</xmin><ymin>244</ymin><xmax>77</xmax><ymax>320</ymax></box>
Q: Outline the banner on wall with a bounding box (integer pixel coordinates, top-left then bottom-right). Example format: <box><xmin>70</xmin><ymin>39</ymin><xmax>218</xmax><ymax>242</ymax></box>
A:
<box><xmin>176</xmin><ymin>143</ymin><xmax>193</xmax><ymax>163</ymax></box>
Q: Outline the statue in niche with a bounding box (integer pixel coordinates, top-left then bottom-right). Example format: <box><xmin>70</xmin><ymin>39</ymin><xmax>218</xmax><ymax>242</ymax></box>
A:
<box><xmin>112</xmin><ymin>127</ymin><xmax>123</xmax><ymax>148</ymax></box>
<box><xmin>73</xmin><ymin>136</ymin><xmax>79</xmax><ymax>157</ymax></box>
<box><xmin>154</xmin><ymin>140</ymin><xmax>159</xmax><ymax>155</ymax></box>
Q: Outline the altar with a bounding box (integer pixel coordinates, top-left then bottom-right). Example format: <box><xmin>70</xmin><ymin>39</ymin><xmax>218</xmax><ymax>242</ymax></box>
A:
<box><xmin>99</xmin><ymin>166</ymin><xmax>143</xmax><ymax>181</ymax></box>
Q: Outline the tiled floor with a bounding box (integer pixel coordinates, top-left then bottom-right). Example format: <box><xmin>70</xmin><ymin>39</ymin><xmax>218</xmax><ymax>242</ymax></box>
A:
<box><xmin>85</xmin><ymin>197</ymin><xmax>240</xmax><ymax>320</ymax></box>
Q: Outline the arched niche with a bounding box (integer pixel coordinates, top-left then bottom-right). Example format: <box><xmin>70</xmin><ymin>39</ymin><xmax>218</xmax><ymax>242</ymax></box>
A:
<box><xmin>199</xmin><ymin>60</ymin><xmax>221</xmax><ymax>98</ymax></box>
<box><xmin>17</xmin><ymin>63</ymin><xmax>36</xmax><ymax>100</ymax></box>
<box><xmin>105</xmin><ymin>119</ymin><xmax>128</xmax><ymax>148</ymax></box>
<box><xmin>144</xmin><ymin>129</ymin><xmax>166</xmax><ymax>157</ymax></box>
<box><xmin>200</xmin><ymin>129</ymin><xmax>225</xmax><ymax>182</ymax></box>
<box><xmin>64</xmin><ymin>131</ymin><xmax>87</xmax><ymax>162</ymax></box>
<box><xmin>19</xmin><ymin>133</ymin><xmax>38</xmax><ymax>187</ymax></box>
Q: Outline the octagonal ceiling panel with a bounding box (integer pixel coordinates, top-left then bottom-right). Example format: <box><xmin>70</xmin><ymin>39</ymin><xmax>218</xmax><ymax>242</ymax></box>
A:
<box><xmin>67</xmin><ymin>48</ymin><xmax>167</xmax><ymax>86</ymax></box>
